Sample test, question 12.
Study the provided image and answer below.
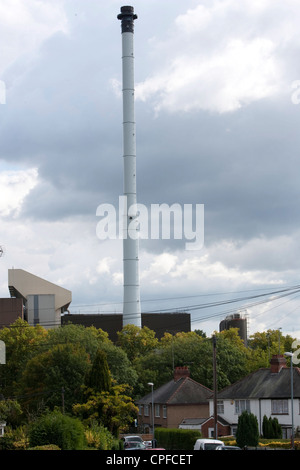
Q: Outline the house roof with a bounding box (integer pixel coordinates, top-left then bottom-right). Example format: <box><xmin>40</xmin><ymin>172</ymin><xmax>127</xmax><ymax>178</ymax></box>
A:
<box><xmin>137</xmin><ymin>376</ymin><xmax>212</xmax><ymax>406</ymax></box>
<box><xmin>216</xmin><ymin>366</ymin><xmax>300</xmax><ymax>400</ymax></box>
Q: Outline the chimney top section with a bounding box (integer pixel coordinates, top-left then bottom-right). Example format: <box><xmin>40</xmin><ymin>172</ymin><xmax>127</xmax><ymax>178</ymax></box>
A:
<box><xmin>118</xmin><ymin>6</ymin><xmax>137</xmax><ymax>33</ymax></box>
<box><xmin>174</xmin><ymin>366</ymin><xmax>190</xmax><ymax>381</ymax></box>
<box><xmin>270</xmin><ymin>354</ymin><xmax>287</xmax><ymax>374</ymax></box>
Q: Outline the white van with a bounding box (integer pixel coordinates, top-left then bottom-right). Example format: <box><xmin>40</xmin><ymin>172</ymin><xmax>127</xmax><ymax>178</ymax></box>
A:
<box><xmin>194</xmin><ymin>439</ymin><xmax>224</xmax><ymax>450</ymax></box>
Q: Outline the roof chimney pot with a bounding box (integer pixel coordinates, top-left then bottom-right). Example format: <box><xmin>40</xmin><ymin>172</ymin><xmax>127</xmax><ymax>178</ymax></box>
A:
<box><xmin>270</xmin><ymin>354</ymin><xmax>287</xmax><ymax>374</ymax></box>
<box><xmin>174</xmin><ymin>366</ymin><xmax>190</xmax><ymax>381</ymax></box>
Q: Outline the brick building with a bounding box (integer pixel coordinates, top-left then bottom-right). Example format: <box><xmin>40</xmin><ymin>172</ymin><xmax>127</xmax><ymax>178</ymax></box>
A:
<box><xmin>136</xmin><ymin>367</ymin><xmax>211</xmax><ymax>433</ymax></box>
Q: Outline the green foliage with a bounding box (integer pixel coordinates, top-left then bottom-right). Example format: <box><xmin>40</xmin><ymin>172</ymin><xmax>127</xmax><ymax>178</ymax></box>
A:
<box><xmin>236</xmin><ymin>411</ymin><xmax>259</xmax><ymax>448</ymax></box>
<box><xmin>0</xmin><ymin>319</ymin><xmax>48</xmax><ymax>396</ymax></box>
<box><xmin>85</xmin><ymin>348</ymin><xmax>111</xmax><ymax>392</ymax></box>
<box><xmin>28</xmin><ymin>410</ymin><xmax>86</xmax><ymax>450</ymax></box>
<box><xmin>73</xmin><ymin>383</ymin><xmax>138</xmax><ymax>436</ymax></box>
<box><xmin>0</xmin><ymin>399</ymin><xmax>23</xmax><ymax>428</ymax></box>
<box><xmin>262</xmin><ymin>415</ymin><xmax>282</xmax><ymax>439</ymax></box>
<box><xmin>155</xmin><ymin>428</ymin><xmax>201</xmax><ymax>450</ymax></box>
<box><xmin>20</xmin><ymin>342</ymin><xmax>91</xmax><ymax>413</ymax></box>
<box><xmin>116</xmin><ymin>325</ymin><xmax>159</xmax><ymax>361</ymax></box>
<box><xmin>29</xmin><ymin>444</ymin><xmax>61</xmax><ymax>450</ymax></box>
<box><xmin>0</xmin><ymin>425</ymin><xmax>29</xmax><ymax>450</ymax></box>
<box><xmin>85</xmin><ymin>423</ymin><xmax>121</xmax><ymax>450</ymax></box>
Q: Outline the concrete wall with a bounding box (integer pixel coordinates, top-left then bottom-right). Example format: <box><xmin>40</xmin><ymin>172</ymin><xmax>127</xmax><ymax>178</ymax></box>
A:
<box><xmin>0</xmin><ymin>298</ymin><xmax>23</xmax><ymax>328</ymax></box>
<box><xmin>27</xmin><ymin>294</ymin><xmax>59</xmax><ymax>329</ymax></box>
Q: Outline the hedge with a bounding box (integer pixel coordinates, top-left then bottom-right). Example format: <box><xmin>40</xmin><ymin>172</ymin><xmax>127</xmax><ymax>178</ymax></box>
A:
<box><xmin>155</xmin><ymin>428</ymin><xmax>201</xmax><ymax>450</ymax></box>
<box><xmin>28</xmin><ymin>410</ymin><xmax>86</xmax><ymax>450</ymax></box>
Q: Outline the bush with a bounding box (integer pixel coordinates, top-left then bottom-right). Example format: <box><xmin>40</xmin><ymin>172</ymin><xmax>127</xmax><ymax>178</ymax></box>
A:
<box><xmin>236</xmin><ymin>411</ymin><xmax>259</xmax><ymax>448</ymax></box>
<box><xmin>29</xmin><ymin>410</ymin><xmax>86</xmax><ymax>450</ymax></box>
<box><xmin>262</xmin><ymin>415</ymin><xmax>282</xmax><ymax>439</ymax></box>
<box><xmin>85</xmin><ymin>423</ymin><xmax>121</xmax><ymax>450</ymax></box>
<box><xmin>29</xmin><ymin>444</ymin><xmax>61</xmax><ymax>450</ymax></box>
<box><xmin>155</xmin><ymin>428</ymin><xmax>201</xmax><ymax>450</ymax></box>
<box><xmin>0</xmin><ymin>425</ymin><xmax>29</xmax><ymax>450</ymax></box>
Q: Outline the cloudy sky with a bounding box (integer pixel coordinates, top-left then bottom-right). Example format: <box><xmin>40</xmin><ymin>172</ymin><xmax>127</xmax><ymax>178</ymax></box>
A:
<box><xmin>1</xmin><ymin>0</ymin><xmax>300</xmax><ymax>339</ymax></box>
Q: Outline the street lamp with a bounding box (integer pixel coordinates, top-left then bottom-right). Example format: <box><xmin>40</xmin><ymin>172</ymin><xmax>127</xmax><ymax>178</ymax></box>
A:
<box><xmin>284</xmin><ymin>352</ymin><xmax>294</xmax><ymax>449</ymax></box>
<box><xmin>147</xmin><ymin>382</ymin><xmax>154</xmax><ymax>438</ymax></box>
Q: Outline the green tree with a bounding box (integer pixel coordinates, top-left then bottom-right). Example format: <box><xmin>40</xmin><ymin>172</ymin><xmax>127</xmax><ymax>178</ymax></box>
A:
<box><xmin>0</xmin><ymin>319</ymin><xmax>48</xmax><ymax>396</ymax></box>
<box><xmin>29</xmin><ymin>410</ymin><xmax>86</xmax><ymax>450</ymax></box>
<box><xmin>0</xmin><ymin>399</ymin><xmax>23</xmax><ymax>428</ymax></box>
<box><xmin>20</xmin><ymin>343</ymin><xmax>91</xmax><ymax>413</ymax></box>
<box><xmin>73</xmin><ymin>383</ymin><xmax>138</xmax><ymax>436</ymax></box>
<box><xmin>101</xmin><ymin>341</ymin><xmax>138</xmax><ymax>388</ymax></box>
<box><xmin>262</xmin><ymin>415</ymin><xmax>282</xmax><ymax>438</ymax></box>
<box><xmin>85</xmin><ymin>348</ymin><xmax>111</xmax><ymax>392</ymax></box>
<box><xmin>134</xmin><ymin>329</ymin><xmax>249</xmax><ymax>394</ymax></box>
<box><xmin>236</xmin><ymin>411</ymin><xmax>259</xmax><ymax>448</ymax></box>
<box><xmin>117</xmin><ymin>324</ymin><xmax>158</xmax><ymax>361</ymax></box>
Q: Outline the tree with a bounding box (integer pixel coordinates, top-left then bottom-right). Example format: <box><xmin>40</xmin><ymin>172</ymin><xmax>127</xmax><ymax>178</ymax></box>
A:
<box><xmin>85</xmin><ymin>348</ymin><xmax>111</xmax><ymax>393</ymax></box>
<box><xmin>117</xmin><ymin>325</ymin><xmax>158</xmax><ymax>361</ymax></box>
<box><xmin>236</xmin><ymin>411</ymin><xmax>259</xmax><ymax>448</ymax></box>
<box><xmin>0</xmin><ymin>399</ymin><xmax>23</xmax><ymax>428</ymax></box>
<box><xmin>29</xmin><ymin>410</ymin><xmax>86</xmax><ymax>450</ymax></box>
<box><xmin>262</xmin><ymin>415</ymin><xmax>282</xmax><ymax>439</ymax></box>
<box><xmin>20</xmin><ymin>343</ymin><xmax>91</xmax><ymax>413</ymax></box>
<box><xmin>0</xmin><ymin>319</ymin><xmax>48</xmax><ymax>396</ymax></box>
<box><xmin>73</xmin><ymin>384</ymin><xmax>138</xmax><ymax>436</ymax></box>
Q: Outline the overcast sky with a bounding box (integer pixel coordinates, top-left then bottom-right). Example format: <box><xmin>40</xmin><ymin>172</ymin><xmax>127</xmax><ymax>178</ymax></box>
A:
<box><xmin>1</xmin><ymin>0</ymin><xmax>300</xmax><ymax>339</ymax></box>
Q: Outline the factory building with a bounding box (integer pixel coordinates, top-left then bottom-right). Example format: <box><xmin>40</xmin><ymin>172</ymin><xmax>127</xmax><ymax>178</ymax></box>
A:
<box><xmin>7</xmin><ymin>269</ymin><xmax>72</xmax><ymax>329</ymax></box>
<box><xmin>61</xmin><ymin>312</ymin><xmax>191</xmax><ymax>342</ymax></box>
<box><xmin>0</xmin><ymin>269</ymin><xmax>190</xmax><ymax>341</ymax></box>
<box><xmin>219</xmin><ymin>312</ymin><xmax>248</xmax><ymax>346</ymax></box>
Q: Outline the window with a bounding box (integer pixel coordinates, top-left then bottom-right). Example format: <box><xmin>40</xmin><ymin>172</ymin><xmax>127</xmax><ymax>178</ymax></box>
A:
<box><xmin>271</xmin><ymin>399</ymin><xmax>288</xmax><ymax>414</ymax></box>
<box><xmin>235</xmin><ymin>399</ymin><xmax>250</xmax><ymax>414</ymax></box>
<box><xmin>163</xmin><ymin>405</ymin><xmax>167</xmax><ymax>419</ymax></box>
<box><xmin>155</xmin><ymin>404</ymin><xmax>160</xmax><ymax>417</ymax></box>
<box><xmin>138</xmin><ymin>405</ymin><xmax>143</xmax><ymax>415</ymax></box>
<box><xmin>217</xmin><ymin>400</ymin><xmax>224</xmax><ymax>414</ymax></box>
<box><xmin>144</xmin><ymin>404</ymin><xmax>149</xmax><ymax>416</ymax></box>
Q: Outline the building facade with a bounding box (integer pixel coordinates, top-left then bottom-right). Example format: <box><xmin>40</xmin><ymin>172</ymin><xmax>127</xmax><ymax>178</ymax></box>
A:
<box><xmin>209</xmin><ymin>355</ymin><xmax>300</xmax><ymax>439</ymax></box>
<box><xmin>137</xmin><ymin>367</ymin><xmax>211</xmax><ymax>434</ymax></box>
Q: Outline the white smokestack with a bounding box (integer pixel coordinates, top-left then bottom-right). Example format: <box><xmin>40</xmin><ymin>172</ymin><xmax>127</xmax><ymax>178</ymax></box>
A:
<box><xmin>118</xmin><ymin>6</ymin><xmax>141</xmax><ymax>328</ymax></box>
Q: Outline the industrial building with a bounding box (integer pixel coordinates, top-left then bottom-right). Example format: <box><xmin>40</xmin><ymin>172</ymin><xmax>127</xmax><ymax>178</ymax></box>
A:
<box><xmin>61</xmin><ymin>312</ymin><xmax>191</xmax><ymax>342</ymax></box>
<box><xmin>0</xmin><ymin>269</ymin><xmax>191</xmax><ymax>341</ymax></box>
<box><xmin>7</xmin><ymin>269</ymin><xmax>72</xmax><ymax>329</ymax></box>
<box><xmin>219</xmin><ymin>312</ymin><xmax>248</xmax><ymax>345</ymax></box>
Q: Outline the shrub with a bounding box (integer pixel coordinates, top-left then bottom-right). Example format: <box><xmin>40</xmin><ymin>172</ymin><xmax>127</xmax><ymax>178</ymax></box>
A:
<box><xmin>236</xmin><ymin>411</ymin><xmax>259</xmax><ymax>448</ymax></box>
<box><xmin>29</xmin><ymin>410</ymin><xmax>86</xmax><ymax>450</ymax></box>
<box><xmin>155</xmin><ymin>428</ymin><xmax>201</xmax><ymax>450</ymax></box>
<box><xmin>0</xmin><ymin>425</ymin><xmax>29</xmax><ymax>450</ymax></box>
<box><xmin>85</xmin><ymin>423</ymin><xmax>121</xmax><ymax>450</ymax></box>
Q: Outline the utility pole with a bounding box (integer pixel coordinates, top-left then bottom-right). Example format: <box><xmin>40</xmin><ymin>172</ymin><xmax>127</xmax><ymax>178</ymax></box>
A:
<box><xmin>212</xmin><ymin>335</ymin><xmax>218</xmax><ymax>438</ymax></box>
<box><xmin>61</xmin><ymin>387</ymin><xmax>65</xmax><ymax>414</ymax></box>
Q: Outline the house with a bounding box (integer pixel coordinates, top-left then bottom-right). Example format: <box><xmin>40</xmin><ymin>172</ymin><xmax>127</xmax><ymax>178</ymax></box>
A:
<box><xmin>205</xmin><ymin>354</ymin><xmax>300</xmax><ymax>439</ymax></box>
<box><xmin>136</xmin><ymin>366</ymin><xmax>212</xmax><ymax>434</ymax></box>
<box><xmin>0</xmin><ymin>421</ymin><xmax>6</xmax><ymax>437</ymax></box>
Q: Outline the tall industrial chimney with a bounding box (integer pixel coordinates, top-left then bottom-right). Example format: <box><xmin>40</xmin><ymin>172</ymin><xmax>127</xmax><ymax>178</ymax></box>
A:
<box><xmin>118</xmin><ymin>6</ymin><xmax>141</xmax><ymax>328</ymax></box>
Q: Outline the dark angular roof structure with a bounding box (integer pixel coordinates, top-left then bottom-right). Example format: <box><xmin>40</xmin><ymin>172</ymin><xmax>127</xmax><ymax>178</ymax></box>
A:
<box><xmin>217</xmin><ymin>355</ymin><xmax>300</xmax><ymax>400</ymax></box>
<box><xmin>137</xmin><ymin>366</ymin><xmax>212</xmax><ymax>406</ymax></box>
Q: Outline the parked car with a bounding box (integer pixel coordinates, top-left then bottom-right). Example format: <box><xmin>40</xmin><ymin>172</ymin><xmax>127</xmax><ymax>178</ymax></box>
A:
<box><xmin>194</xmin><ymin>439</ymin><xmax>225</xmax><ymax>450</ymax></box>
<box><xmin>122</xmin><ymin>435</ymin><xmax>146</xmax><ymax>450</ymax></box>
<box><xmin>215</xmin><ymin>445</ymin><xmax>241</xmax><ymax>450</ymax></box>
<box><xmin>124</xmin><ymin>441</ymin><xmax>146</xmax><ymax>450</ymax></box>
